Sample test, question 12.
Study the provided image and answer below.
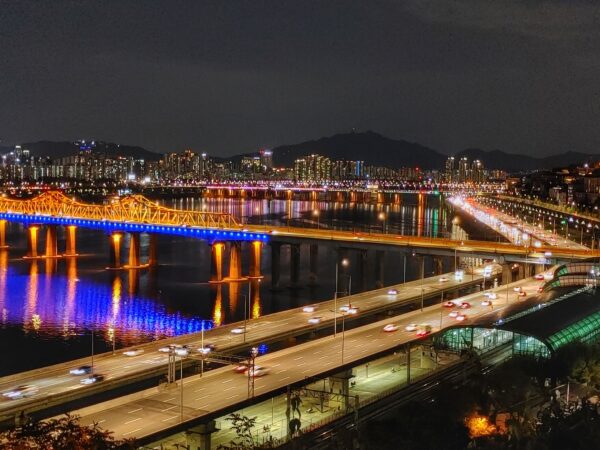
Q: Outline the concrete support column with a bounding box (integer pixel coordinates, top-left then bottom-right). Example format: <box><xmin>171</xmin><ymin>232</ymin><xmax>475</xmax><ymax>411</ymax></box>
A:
<box><xmin>534</xmin><ymin>263</ymin><xmax>544</xmax><ymax>274</ymax></box>
<box><xmin>210</xmin><ymin>242</ymin><xmax>225</xmax><ymax>282</ymax></box>
<box><xmin>289</xmin><ymin>243</ymin><xmax>301</xmax><ymax>288</ymax></box>
<box><xmin>186</xmin><ymin>421</ymin><xmax>218</xmax><ymax>450</ymax></box>
<box><xmin>518</xmin><ymin>264</ymin><xmax>525</xmax><ymax>280</ymax></box>
<box><xmin>249</xmin><ymin>240</ymin><xmax>262</xmax><ymax>278</ymax></box>
<box><xmin>228</xmin><ymin>241</ymin><xmax>242</xmax><ymax>280</ymax></box>
<box><xmin>128</xmin><ymin>233</ymin><xmax>140</xmax><ymax>267</ymax></box>
<box><xmin>433</xmin><ymin>256</ymin><xmax>444</xmax><ymax>276</ymax></box>
<box><xmin>65</xmin><ymin>225</ymin><xmax>77</xmax><ymax>256</ymax></box>
<box><xmin>356</xmin><ymin>249</ymin><xmax>368</xmax><ymax>292</ymax></box>
<box><xmin>45</xmin><ymin>225</ymin><xmax>58</xmax><ymax>258</ymax></box>
<box><xmin>502</xmin><ymin>264</ymin><xmax>513</xmax><ymax>284</ymax></box>
<box><xmin>148</xmin><ymin>234</ymin><xmax>158</xmax><ymax>267</ymax></box>
<box><xmin>328</xmin><ymin>369</ymin><xmax>353</xmax><ymax>411</ymax></box>
<box><xmin>109</xmin><ymin>233</ymin><xmax>122</xmax><ymax>268</ymax></box>
<box><xmin>26</xmin><ymin>225</ymin><xmax>40</xmax><ymax>258</ymax></box>
<box><xmin>0</xmin><ymin>219</ymin><xmax>7</xmax><ymax>248</ymax></box>
<box><xmin>308</xmin><ymin>244</ymin><xmax>319</xmax><ymax>285</ymax></box>
<box><xmin>271</xmin><ymin>242</ymin><xmax>282</xmax><ymax>289</ymax></box>
<box><xmin>374</xmin><ymin>250</ymin><xmax>385</xmax><ymax>288</ymax></box>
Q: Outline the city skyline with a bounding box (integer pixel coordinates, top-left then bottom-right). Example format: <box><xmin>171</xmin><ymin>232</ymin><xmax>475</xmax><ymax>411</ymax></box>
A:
<box><xmin>2</xmin><ymin>1</ymin><xmax>600</xmax><ymax>157</ymax></box>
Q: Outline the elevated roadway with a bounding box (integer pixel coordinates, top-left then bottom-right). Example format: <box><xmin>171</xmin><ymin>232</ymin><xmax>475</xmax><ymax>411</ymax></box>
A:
<box><xmin>67</xmin><ymin>275</ymin><xmax>547</xmax><ymax>443</ymax></box>
<box><xmin>0</xmin><ymin>268</ymin><xmax>494</xmax><ymax>423</ymax></box>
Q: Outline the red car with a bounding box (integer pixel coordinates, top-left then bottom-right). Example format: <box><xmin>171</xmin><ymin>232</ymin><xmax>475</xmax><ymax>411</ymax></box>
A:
<box><xmin>460</xmin><ymin>302</ymin><xmax>471</xmax><ymax>309</ymax></box>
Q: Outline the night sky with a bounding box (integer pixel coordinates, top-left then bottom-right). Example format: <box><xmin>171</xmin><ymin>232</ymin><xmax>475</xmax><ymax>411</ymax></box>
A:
<box><xmin>1</xmin><ymin>0</ymin><xmax>600</xmax><ymax>157</ymax></box>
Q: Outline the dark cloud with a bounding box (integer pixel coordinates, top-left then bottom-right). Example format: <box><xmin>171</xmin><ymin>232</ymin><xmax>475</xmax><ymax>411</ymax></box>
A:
<box><xmin>1</xmin><ymin>0</ymin><xmax>600</xmax><ymax>157</ymax></box>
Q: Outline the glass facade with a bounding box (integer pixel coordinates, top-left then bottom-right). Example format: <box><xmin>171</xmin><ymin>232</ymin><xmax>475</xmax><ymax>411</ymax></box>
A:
<box><xmin>546</xmin><ymin>309</ymin><xmax>600</xmax><ymax>351</ymax></box>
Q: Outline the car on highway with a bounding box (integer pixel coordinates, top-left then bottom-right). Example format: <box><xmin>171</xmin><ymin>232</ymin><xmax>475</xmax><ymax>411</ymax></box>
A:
<box><xmin>484</xmin><ymin>292</ymin><xmax>498</xmax><ymax>299</ymax></box>
<box><xmin>233</xmin><ymin>364</ymin><xmax>248</xmax><ymax>373</ymax></box>
<box><xmin>518</xmin><ymin>291</ymin><xmax>527</xmax><ymax>297</ymax></box>
<box><xmin>387</xmin><ymin>289</ymin><xmax>398</xmax><ymax>295</ymax></box>
<box><xmin>231</xmin><ymin>327</ymin><xmax>246</xmax><ymax>334</ymax></box>
<box><xmin>302</xmin><ymin>306</ymin><xmax>316</xmax><ymax>313</ymax></box>
<box><xmin>158</xmin><ymin>344</ymin><xmax>191</xmax><ymax>354</ymax></box>
<box><xmin>459</xmin><ymin>302</ymin><xmax>471</xmax><ymax>309</ymax></box>
<box><xmin>416</xmin><ymin>324</ymin><xmax>432</xmax><ymax>337</ymax></box>
<box><xmin>537</xmin><ymin>286</ymin><xmax>544</xmax><ymax>293</ymax></box>
<box><xmin>404</xmin><ymin>323</ymin><xmax>418</xmax><ymax>332</ymax></box>
<box><xmin>383</xmin><ymin>324</ymin><xmax>399</xmax><ymax>332</ymax></box>
<box><xmin>513</xmin><ymin>286</ymin><xmax>522</xmax><ymax>292</ymax></box>
<box><xmin>123</xmin><ymin>348</ymin><xmax>144</xmax><ymax>357</ymax></box>
<box><xmin>455</xmin><ymin>314</ymin><xmax>467</xmax><ymax>322</ymax></box>
<box><xmin>438</xmin><ymin>277</ymin><xmax>449</xmax><ymax>282</ymax></box>
<box><xmin>197</xmin><ymin>345</ymin><xmax>214</xmax><ymax>355</ymax></box>
<box><xmin>443</xmin><ymin>301</ymin><xmax>456</xmax><ymax>308</ymax></box>
<box><xmin>308</xmin><ymin>316</ymin><xmax>322</xmax><ymax>324</ymax></box>
<box><xmin>339</xmin><ymin>305</ymin><xmax>350</xmax><ymax>313</ymax></box>
<box><xmin>69</xmin><ymin>365</ymin><xmax>92</xmax><ymax>375</ymax></box>
<box><xmin>247</xmin><ymin>366</ymin><xmax>268</xmax><ymax>377</ymax></box>
<box><xmin>347</xmin><ymin>307</ymin><xmax>359</xmax><ymax>314</ymax></box>
<box><xmin>448</xmin><ymin>310</ymin><xmax>459</xmax><ymax>318</ymax></box>
<box><xmin>481</xmin><ymin>299</ymin><xmax>492</xmax><ymax>307</ymax></box>
<box><xmin>80</xmin><ymin>374</ymin><xmax>105</xmax><ymax>385</ymax></box>
<box><xmin>534</xmin><ymin>273</ymin><xmax>545</xmax><ymax>280</ymax></box>
<box><xmin>2</xmin><ymin>385</ymin><xmax>39</xmax><ymax>399</ymax></box>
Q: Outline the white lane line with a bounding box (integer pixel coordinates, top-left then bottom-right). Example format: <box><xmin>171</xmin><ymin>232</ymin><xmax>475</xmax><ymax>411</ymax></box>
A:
<box><xmin>124</xmin><ymin>417</ymin><xmax>142</xmax><ymax>425</ymax></box>
<box><xmin>194</xmin><ymin>387</ymin><xmax>206</xmax><ymax>393</ymax></box>
<box><xmin>127</xmin><ymin>408</ymin><xmax>142</xmax><ymax>414</ymax></box>
<box><xmin>226</xmin><ymin>394</ymin><xmax>238</xmax><ymax>400</ymax></box>
<box><xmin>293</xmin><ymin>356</ymin><xmax>303</xmax><ymax>361</ymax></box>
<box><xmin>97</xmin><ymin>419</ymin><xmax>106</xmax><ymax>424</ymax></box>
<box><xmin>222</xmin><ymin>379</ymin><xmax>233</xmax><ymax>384</ymax></box>
<box><xmin>280</xmin><ymin>376</ymin><xmax>291</xmax><ymax>381</ymax></box>
<box><xmin>122</xmin><ymin>427</ymin><xmax>143</xmax><ymax>436</ymax></box>
<box><xmin>162</xmin><ymin>405</ymin><xmax>177</xmax><ymax>412</ymax></box>
<box><xmin>164</xmin><ymin>397</ymin><xmax>175</xmax><ymax>402</ymax></box>
<box><xmin>162</xmin><ymin>416</ymin><xmax>178</xmax><ymax>422</ymax></box>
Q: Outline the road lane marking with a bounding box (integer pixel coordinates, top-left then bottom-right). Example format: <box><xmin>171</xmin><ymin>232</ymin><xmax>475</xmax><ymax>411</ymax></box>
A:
<box><xmin>162</xmin><ymin>416</ymin><xmax>178</xmax><ymax>422</ymax></box>
<box><xmin>122</xmin><ymin>427</ymin><xmax>143</xmax><ymax>436</ymax></box>
<box><xmin>127</xmin><ymin>408</ymin><xmax>142</xmax><ymax>414</ymax></box>
<box><xmin>124</xmin><ymin>417</ymin><xmax>142</xmax><ymax>424</ymax></box>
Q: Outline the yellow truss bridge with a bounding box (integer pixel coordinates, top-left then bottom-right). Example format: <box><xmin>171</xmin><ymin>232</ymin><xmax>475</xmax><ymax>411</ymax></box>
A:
<box><xmin>0</xmin><ymin>191</ymin><xmax>240</xmax><ymax>229</ymax></box>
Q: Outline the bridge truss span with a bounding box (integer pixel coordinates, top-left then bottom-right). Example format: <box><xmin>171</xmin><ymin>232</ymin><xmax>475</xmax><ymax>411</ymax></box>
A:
<box><xmin>0</xmin><ymin>190</ymin><xmax>240</xmax><ymax>229</ymax></box>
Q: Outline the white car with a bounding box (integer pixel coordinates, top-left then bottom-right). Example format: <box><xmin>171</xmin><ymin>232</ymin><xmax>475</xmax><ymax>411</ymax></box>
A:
<box><xmin>2</xmin><ymin>385</ymin><xmax>38</xmax><ymax>399</ymax></box>
<box><xmin>308</xmin><ymin>316</ymin><xmax>322</xmax><ymax>324</ymax></box>
<box><xmin>481</xmin><ymin>300</ymin><xmax>492</xmax><ymax>307</ymax></box>
<box><xmin>231</xmin><ymin>327</ymin><xmax>245</xmax><ymax>334</ymax></box>
<box><xmin>80</xmin><ymin>374</ymin><xmax>105</xmax><ymax>385</ymax></box>
<box><xmin>455</xmin><ymin>314</ymin><xmax>467</xmax><ymax>322</ymax></box>
<box><xmin>302</xmin><ymin>306</ymin><xmax>316</xmax><ymax>313</ymax></box>
<box><xmin>339</xmin><ymin>305</ymin><xmax>350</xmax><ymax>313</ymax></box>
<box><xmin>405</xmin><ymin>323</ymin><xmax>418</xmax><ymax>332</ymax></box>
<box><xmin>387</xmin><ymin>289</ymin><xmax>398</xmax><ymax>295</ymax></box>
<box><xmin>247</xmin><ymin>366</ymin><xmax>268</xmax><ymax>377</ymax></box>
<box><xmin>438</xmin><ymin>277</ymin><xmax>449</xmax><ymax>282</ymax></box>
<box><xmin>448</xmin><ymin>310</ymin><xmax>459</xmax><ymax>318</ymax></box>
<box><xmin>123</xmin><ymin>348</ymin><xmax>144</xmax><ymax>357</ymax></box>
<box><xmin>483</xmin><ymin>292</ymin><xmax>498</xmax><ymax>299</ymax></box>
<box><xmin>513</xmin><ymin>287</ymin><xmax>522</xmax><ymax>292</ymax></box>
<box><xmin>383</xmin><ymin>324</ymin><xmax>399</xmax><ymax>332</ymax></box>
<box><xmin>347</xmin><ymin>307</ymin><xmax>359</xmax><ymax>315</ymax></box>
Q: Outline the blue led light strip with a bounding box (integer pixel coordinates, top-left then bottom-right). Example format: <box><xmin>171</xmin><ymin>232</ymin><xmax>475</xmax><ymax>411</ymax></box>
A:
<box><xmin>0</xmin><ymin>212</ymin><xmax>269</xmax><ymax>242</ymax></box>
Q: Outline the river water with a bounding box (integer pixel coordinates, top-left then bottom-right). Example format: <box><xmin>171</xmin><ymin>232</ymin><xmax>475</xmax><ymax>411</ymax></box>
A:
<box><xmin>1</xmin><ymin>194</ymin><xmax>459</xmax><ymax>376</ymax></box>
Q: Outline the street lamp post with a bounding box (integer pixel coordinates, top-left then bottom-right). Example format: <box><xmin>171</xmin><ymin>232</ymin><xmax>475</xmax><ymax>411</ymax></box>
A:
<box><xmin>378</xmin><ymin>212</ymin><xmax>386</xmax><ymax>233</ymax></box>
<box><xmin>334</xmin><ymin>258</ymin><xmax>349</xmax><ymax>337</ymax></box>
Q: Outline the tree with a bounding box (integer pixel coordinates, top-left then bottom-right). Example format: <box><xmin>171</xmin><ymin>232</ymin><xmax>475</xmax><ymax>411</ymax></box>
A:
<box><xmin>0</xmin><ymin>413</ymin><xmax>136</xmax><ymax>449</ymax></box>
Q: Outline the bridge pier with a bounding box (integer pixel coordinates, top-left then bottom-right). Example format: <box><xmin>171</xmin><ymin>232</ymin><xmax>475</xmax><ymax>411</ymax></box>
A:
<box><xmin>270</xmin><ymin>242</ymin><xmax>282</xmax><ymax>290</ymax></box>
<box><xmin>356</xmin><ymin>249</ymin><xmax>368</xmax><ymax>292</ymax></box>
<box><xmin>127</xmin><ymin>233</ymin><xmax>141</xmax><ymax>268</ymax></box>
<box><xmin>374</xmin><ymin>250</ymin><xmax>385</xmax><ymax>288</ymax></box>
<box><xmin>308</xmin><ymin>243</ymin><xmax>318</xmax><ymax>285</ymax></box>
<box><xmin>433</xmin><ymin>256</ymin><xmax>444</xmax><ymax>276</ymax></box>
<box><xmin>0</xmin><ymin>219</ymin><xmax>7</xmax><ymax>249</ymax></box>
<box><xmin>249</xmin><ymin>240</ymin><xmax>262</xmax><ymax>279</ymax></box>
<box><xmin>210</xmin><ymin>242</ymin><xmax>225</xmax><ymax>282</ymax></box>
<box><xmin>26</xmin><ymin>225</ymin><xmax>40</xmax><ymax>258</ymax></box>
<box><xmin>228</xmin><ymin>242</ymin><xmax>242</xmax><ymax>280</ymax></box>
<box><xmin>65</xmin><ymin>225</ymin><xmax>77</xmax><ymax>256</ymax></box>
<box><xmin>502</xmin><ymin>264</ymin><xmax>513</xmax><ymax>284</ymax></box>
<box><xmin>109</xmin><ymin>232</ymin><xmax>123</xmax><ymax>268</ymax></box>
<box><xmin>45</xmin><ymin>225</ymin><xmax>58</xmax><ymax>258</ymax></box>
<box><xmin>289</xmin><ymin>243</ymin><xmax>301</xmax><ymax>288</ymax></box>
